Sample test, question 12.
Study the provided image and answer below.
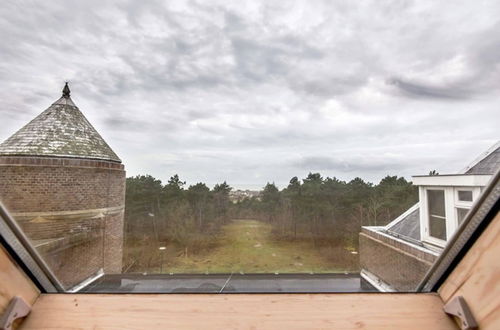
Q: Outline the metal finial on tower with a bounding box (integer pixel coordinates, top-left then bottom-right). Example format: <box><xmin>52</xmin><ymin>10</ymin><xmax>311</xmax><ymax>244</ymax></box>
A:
<box><xmin>62</xmin><ymin>82</ymin><xmax>71</xmax><ymax>98</ymax></box>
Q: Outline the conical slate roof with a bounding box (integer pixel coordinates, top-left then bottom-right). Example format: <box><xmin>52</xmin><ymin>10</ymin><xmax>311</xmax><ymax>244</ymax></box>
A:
<box><xmin>0</xmin><ymin>83</ymin><xmax>121</xmax><ymax>163</ymax></box>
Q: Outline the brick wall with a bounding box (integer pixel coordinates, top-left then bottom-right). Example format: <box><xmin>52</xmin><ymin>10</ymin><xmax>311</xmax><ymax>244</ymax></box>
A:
<box><xmin>359</xmin><ymin>228</ymin><xmax>438</xmax><ymax>291</ymax></box>
<box><xmin>102</xmin><ymin>211</ymin><xmax>124</xmax><ymax>273</ymax></box>
<box><xmin>38</xmin><ymin>231</ymin><xmax>104</xmax><ymax>287</ymax></box>
<box><xmin>0</xmin><ymin>157</ymin><xmax>124</xmax><ymax>212</ymax></box>
<box><xmin>0</xmin><ymin>156</ymin><xmax>125</xmax><ymax>289</ymax></box>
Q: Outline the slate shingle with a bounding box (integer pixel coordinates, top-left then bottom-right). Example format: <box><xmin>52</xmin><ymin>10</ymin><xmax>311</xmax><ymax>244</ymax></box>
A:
<box><xmin>386</xmin><ymin>208</ymin><xmax>420</xmax><ymax>241</ymax></box>
<box><xmin>465</xmin><ymin>146</ymin><xmax>500</xmax><ymax>175</ymax></box>
<box><xmin>0</xmin><ymin>87</ymin><xmax>121</xmax><ymax>163</ymax></box>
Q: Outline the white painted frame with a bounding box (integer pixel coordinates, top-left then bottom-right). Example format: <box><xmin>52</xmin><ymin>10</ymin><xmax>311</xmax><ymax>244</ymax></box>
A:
<box><xmin>420</xmin><ymin>187</ymin><xmax>450</xmax><ymax>247</ymax></box>
<box><xmin>420</xmin><ymin>186</ymin><xmax>482</xmax><ymax>248</ymax></box>
<box><xmin>412</xmin><ymin>174</ymin><xmax>492</xmax><ymax>187</ymax></box>
<box><xmin>454</xmin><ymin>187</ymin><xmax>481</xmax><ymax>227</ymax></box>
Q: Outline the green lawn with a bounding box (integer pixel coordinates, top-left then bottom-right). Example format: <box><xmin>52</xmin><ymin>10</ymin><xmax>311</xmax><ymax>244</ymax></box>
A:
<box><xmin>160</xmin><ymin>219</ymin><xmax>356</xmax><ymax>274</ymax></box>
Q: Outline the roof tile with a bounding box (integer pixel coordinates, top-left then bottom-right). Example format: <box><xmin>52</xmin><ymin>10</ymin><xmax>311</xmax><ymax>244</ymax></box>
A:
<box><xmin>0</xmin><ymin>94</ymin><xmax>121</xmax><ymax>163</ymax></box>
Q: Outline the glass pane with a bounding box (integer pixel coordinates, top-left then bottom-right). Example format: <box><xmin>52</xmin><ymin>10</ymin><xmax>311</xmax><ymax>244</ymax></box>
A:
<box><xmin>427</xmin><ymin>190</ymin><xmax>446</xmax><ymax>217</ymax></box>
<box><xmin>427</xmin><ymin>190</ymin><xmax>446</xmax><ymax>240</ymax></box>
<box><xmin>458</xmin><ymin>190</ymin><xmax>473</xmax><ymax>202</ymax></box>
<box><xmin>0</xmin><ymin>1</ymin><xmax>498</xmax><ymax>295</ymax></box>
<box><xmin>457</xmin><ymin>208</ymin><xmax>469</xmax><ymax>225</ymax></box>
<box><xmin>429</xmin><ymin>216</ymin><xmax>447</xmax><ymax>241</ymax></box>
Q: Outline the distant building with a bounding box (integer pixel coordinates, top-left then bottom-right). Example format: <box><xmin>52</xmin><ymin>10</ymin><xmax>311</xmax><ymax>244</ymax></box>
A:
<box><xmin>229</xmin><ymin>189</ymin><xmax>261</xmax><ymax>203</ymax></box>
<box><xmin>0</xmin><ymin>83</ymin><xmax>125</xmax><ymax>289</ymax></box>
<box><xmin>360</xmin><ymin>142</ymin><xmax>499</xmax><ymax>291</ymax></box>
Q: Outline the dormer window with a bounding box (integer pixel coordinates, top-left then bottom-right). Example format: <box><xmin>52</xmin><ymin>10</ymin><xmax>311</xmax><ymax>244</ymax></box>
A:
<box><xmin>413</xmin><ymin>174</ymin><xmax>491</xmax><ymax>249</ymax></box>
<box><xmin>419</xmin><ymin>186</ymin><xmax>482</xmax><ymax>247</ymax></box>
<box><xmin>420</xmin><ymin>187</ymin><xmax>452</xmax><ymax>246</ymax></box>
<box><xmin>427</xmin><ymin>189</ymin><xmax>446</xmax><ymax>241</ymax></box>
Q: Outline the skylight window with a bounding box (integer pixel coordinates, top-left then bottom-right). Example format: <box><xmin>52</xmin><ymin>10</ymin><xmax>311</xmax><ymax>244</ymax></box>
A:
<box><xmin>0</xmin><ymin>1</ymin><xmax>499</xmax><ymax>294</ymax></box>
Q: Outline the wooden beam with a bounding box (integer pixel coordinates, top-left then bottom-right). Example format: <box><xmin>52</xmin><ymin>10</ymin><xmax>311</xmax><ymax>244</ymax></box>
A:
<box><xmin>0</xmin><ymin>244</ymin><xmax>39</xmax><ymax>322</ymax></box>
<box><xmin>21</xmin><ymin>293</ymin><xmax>456</xmax><ymax>329</ymax></box>
<box><xmin>439</xmin><ymin>210</ymin><xmax>500</xmax><ymax>330</ymax></box>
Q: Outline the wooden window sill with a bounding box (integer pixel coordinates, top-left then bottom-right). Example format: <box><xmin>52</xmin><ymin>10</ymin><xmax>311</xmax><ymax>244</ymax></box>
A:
<box><xmin>20</xmin><ymin>293</ymin><xmax>457</xmax><ymax>329</ymax></box>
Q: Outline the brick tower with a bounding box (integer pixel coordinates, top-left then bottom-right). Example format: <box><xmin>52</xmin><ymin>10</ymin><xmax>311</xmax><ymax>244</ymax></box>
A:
<box><xmin>0</xmin><ymin>83</ymin><xmax>125</xmax><ymax>289</ymax></box>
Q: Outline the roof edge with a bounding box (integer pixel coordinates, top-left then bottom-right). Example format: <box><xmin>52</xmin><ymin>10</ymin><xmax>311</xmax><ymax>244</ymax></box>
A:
<box><xmin>412</xmin><ymin>174</ymin><xmax>492</xmax><ymax>186</ymax></box>
<box><xmin>0</xmin><ymin>153</ymin><xmax>122</xmax><ymax>164</ymax></box>
<box><xmin>460</xmin><ymin>140</ymin><xmax>500</xmax><ymax>174</ymax></box>
<box><xmin>384</xmin><ymin>203</ymin><xmax>420</xmax><ymax>230</ymax></box>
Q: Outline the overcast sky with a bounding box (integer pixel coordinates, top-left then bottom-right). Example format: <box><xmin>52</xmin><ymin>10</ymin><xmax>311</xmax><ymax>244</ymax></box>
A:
<box><xmin>0</xmin><ymin>0</ymin><xmax>498</xmax><ymax>189</ymax></box>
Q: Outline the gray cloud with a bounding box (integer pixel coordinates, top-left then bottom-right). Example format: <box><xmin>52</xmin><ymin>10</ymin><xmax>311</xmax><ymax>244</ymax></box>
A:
<box><xmin>295</xmin><ymin>156</ymin><xmax>409</xmax><ymax>173</ymax></box>
<box><xmin>387</xmin><ymin>78</ymin><xmax>472</xmax><ymax>100</ymax></box>
<box><xmin>0</xmin><ymin>0</ymin><xmax>499</xmax><ymax>189</ymax></box>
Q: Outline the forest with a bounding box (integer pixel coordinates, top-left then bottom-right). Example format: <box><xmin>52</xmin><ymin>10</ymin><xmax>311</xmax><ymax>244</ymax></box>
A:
<box><xmin>123</xmin><ymin>173</ymin><xmax>417</xmax><ymax>273</ymax></box>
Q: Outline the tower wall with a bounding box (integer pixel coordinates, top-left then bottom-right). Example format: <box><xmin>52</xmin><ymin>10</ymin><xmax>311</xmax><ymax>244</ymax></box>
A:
<box><xmin>0</xmin><ymin>156</ymin><xmax>125</xmax><ymax>288</ymax></box>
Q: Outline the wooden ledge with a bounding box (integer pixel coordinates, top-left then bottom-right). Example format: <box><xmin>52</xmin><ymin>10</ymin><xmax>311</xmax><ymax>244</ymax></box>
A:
<box><xmin>21</xmin><ymin>293</ymin><xmax>457</xmax><ymax>329</ymax></box>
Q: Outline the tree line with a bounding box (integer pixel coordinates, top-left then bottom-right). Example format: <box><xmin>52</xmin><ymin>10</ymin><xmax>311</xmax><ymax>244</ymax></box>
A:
<box><xmin>232</xmin><ymin>173</ymin><xmax>417</xmax><ymax>249</ymax></box>
<box><xmin>124</xmin><ymin>172</ymin><xmax>417</xmax><ymax>263</ymax></box>
<box><xmin>125</xmin><ymin>174</ymin><xmax>232</xmax><ymax>255</ymax></box>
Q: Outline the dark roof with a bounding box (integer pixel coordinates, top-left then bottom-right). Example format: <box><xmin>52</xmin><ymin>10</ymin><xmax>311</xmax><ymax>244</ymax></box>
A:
<box><xmin>386</xmin><ymin>207</ymin><xmax>420</xmax><ymax>241</ymax></box>
<box><xmin>0</xmin><ymin>85</ymin><xmax>121</xmax><ymax>163</ymax></box>
<box><xmin>81</xmin><ymin>273</ymin><xmax>377</xmax><ymax>293</ymax></box>
<box><xmin>465</xmin><ymin>145</ymin><xmax>500</xmax><ymax>175</ymax></box>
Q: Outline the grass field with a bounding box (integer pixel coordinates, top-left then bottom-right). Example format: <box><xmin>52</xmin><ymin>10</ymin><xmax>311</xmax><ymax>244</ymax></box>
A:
<box><xmin>159</xmin><ymin>219</ymin><xmax>357</xmax><ymax>274</ymax></box>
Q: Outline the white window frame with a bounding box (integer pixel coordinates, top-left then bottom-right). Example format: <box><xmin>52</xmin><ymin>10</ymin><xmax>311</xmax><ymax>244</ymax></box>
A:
<box><xmin>454</xmin><ymin>187</ymin><xmax>480</xmax><ymax>227</ymax></box>
<box><xmin>420</xmin><ymin>186</ymin><xmax>481</xmax><ymax>248</ymax></box>
<box><xmin>420</xmin><ymin>187</ymin><xmax>451</xmax><ymax>247</ymax></box>
<box><xmin>455</xmin><ymin>207</ymin><xmax>470</xmax><ymax>227</ymax></box>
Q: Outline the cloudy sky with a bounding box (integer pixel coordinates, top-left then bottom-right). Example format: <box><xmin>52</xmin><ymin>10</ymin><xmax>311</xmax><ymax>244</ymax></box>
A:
<box><xmin>0</xmin><ymin>0</ymin><xmax>498</xmax><ymax>189</ymax></box>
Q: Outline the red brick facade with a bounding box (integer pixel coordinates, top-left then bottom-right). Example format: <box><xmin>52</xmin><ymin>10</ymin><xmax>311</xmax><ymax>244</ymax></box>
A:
<box><xmin>0</xmin><ymin>156</ymin><xmax>125</xmax><ymax>289</ymax></box>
